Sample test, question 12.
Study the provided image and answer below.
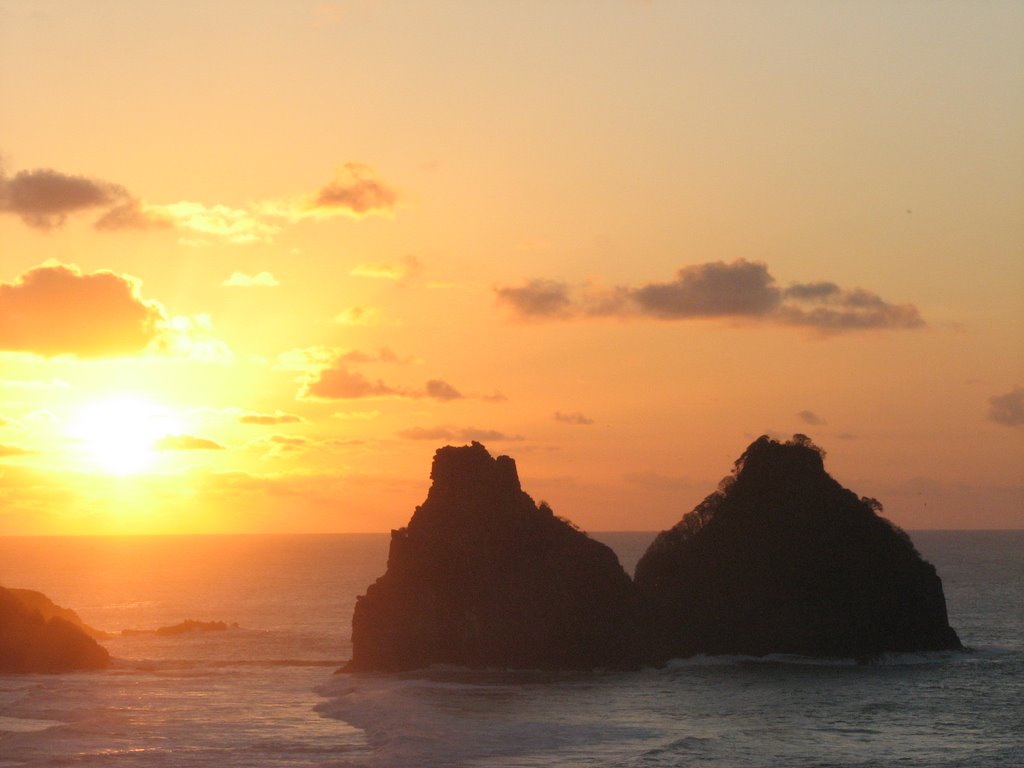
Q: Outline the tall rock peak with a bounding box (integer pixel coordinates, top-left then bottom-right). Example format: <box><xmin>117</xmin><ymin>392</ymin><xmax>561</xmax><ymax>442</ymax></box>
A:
<box><xmin>426</xmin><ymin>442</ymin><xmax>521</xmax><ymax>501</ymax></box>
<box><xmin>635</xmin><ymin>435</ymin><xmax>962</xmax><ymax>661</ymax></box>
<box><xmin>347</xmin><ymin>442</ymin><xmax>642</xmax><ymax>671</ymax></box>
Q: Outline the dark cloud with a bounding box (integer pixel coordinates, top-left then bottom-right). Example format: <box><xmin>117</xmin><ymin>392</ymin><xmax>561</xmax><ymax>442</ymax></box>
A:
<box><xmin>239</xmin><ymin>412</ymin><xmax>303</xmax><ymax>425</ymax></box>
<box><xmin>797</xmin><ymin>410</ymin><xmax>827</xmax><ymax>426</ymax></box>
<box><xmin>425</xmin><ymin>379</ymin><xmax>463</xmax><ymax>401</ymax></box>
<box><xmin>784</xmin><ymin>282</ymin><xmax>840</xmax><ymax>301</ymax></box>
<box><xmin>0</xmin><ymin>168</ymin><xmax>128</xmax><ymax>228</ymax></box>
<box><xmin>631</xmin><ymin>260</ymin><xmax>780</xmax><ymax>318</ymax></box>
<box><xmin>0</xmin><ymin>262</ymin><xmax>167</xmax><ymax>357</ymax></box>
<box><xmin>554</xmin><ymin>410</ymin><xmax>594</xmax><ymax>425</ymax></box>
<box><xmin>497</xmin><ymin>260</ymin><xmax>924</xmax><ymax>333</ymax></box>
<box><xmin>396</xmin><ymin>426</ymin><xmax>524</xmax><ymax>442</ymax></box>
<box><xmin>310</xmin><ymin>163</ymin><xmax>396</xmax><ymax>215</ymax></box>
<box><xmin>494</xmin><ymin>279</ymin><xmax>573</xmax><ymax>318</ymax></box>
<box><xmin>778</xmin><ymin>284</ymin><xmax>924</xmax><ymax>330</ymax></box>
<box><xmin>154</xmin><ymin>435</ymin><xmax>224</xmax><ymax>451</ymax></box>
<box><xmin>987</xmin><ymin>387</ymin><xmax>1024</xmax><ymax>427</ymax></box>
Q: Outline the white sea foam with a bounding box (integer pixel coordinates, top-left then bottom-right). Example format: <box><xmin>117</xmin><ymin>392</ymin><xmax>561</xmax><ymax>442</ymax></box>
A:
<box><xmin>0</xmin><ymin>716</ymin><xmax>64</xmax><ymax>733</ymax></box>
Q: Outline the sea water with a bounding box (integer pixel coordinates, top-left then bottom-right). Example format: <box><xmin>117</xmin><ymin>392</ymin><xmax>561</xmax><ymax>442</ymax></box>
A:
<box><xmin>0</xmin><ymin>531</ymin><xmax>1021</xmax><ymax>767</ymax></box>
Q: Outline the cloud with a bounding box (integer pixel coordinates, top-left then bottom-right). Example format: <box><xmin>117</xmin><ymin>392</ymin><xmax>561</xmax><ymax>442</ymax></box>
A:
<box><xmin>425</xmin><ymin>379</ymin><xmax>463</xmax><ymax>401</ymax></box>
<box><xmin>351</xmin><ymin>255</ymin><xmax>423</xmax><ymax>282</ymax></box>
<box><xmin>497</xmin><ymin>260</ymin><xmax>924</xmax><ymax>333</ymax></box>
<box><xmin>158</xmin><ymin>314</ymin><xmax>233</xmax><ymax>363</ymax></box>
<box><xmin>396</xmin><ymin>426</ymin><xmax>524</xmax><ymax>442</ymax></box>
<box><xmin>2</xmin><ymin>161</ymin><xmax>397</xmax><ymax>242</ymax></box>
<box><xmin>93</xmin><ymin>199</ymin><xmax>175</xmax><ymax>231</ymax></box>
<box><xmin>334</xmin><ymin>306</ymin><xmax>383</xmax><ymax>326</ymax></box>
<box><xmin>251</xmin><ymin>434</ymin><xmax>313</xmax><ymax>456</ymax></box>
<box><xmin>554</xmin><ymin>410</ymin><xmax>594</xmax><ymax>425</ymax></box>
<box><xmin>301</xmin><ymin>364</ymin><xmax>400</xmax><ymax>400</ymax></box>
<box><xmin>797</xmin><ymin>410</ymin><xmax>827</xmax><ymax>426</ymax></box>
<box><xmin>987</xmin><ymin>387</ymin><xmax>1024</xmax><ymax>427</ymax></box>
<box><xmin>154</xmin><ymin>434</ymin><xmax>225</xmax><ymax>451</ymax></box>
<box><xmin>305</xmin><ymin>163</ymin><xmax>397</xmax><ymax>218</ymax></box>
<box><xmin>776</xmin><ymin>284</ymin><xmax>924</xmax><ymax>331</ymax></box>
<box><xmin>223</xmin><ymin>271</ymin><xmax>279</xmax><ymax>288</ymax></box>
<box><xmin>494</xmin><ymin>279</ymin><xmax>573</xmax><ymax>318</ymax></box>
<box><xmin>0</xmin><ymin>167</ymin><xmax>128</xmax><ymax>228</ymax></box>
<box><xmin>631</xmin><ymin>260</ymin><xmax>780</xmax><ymax>318</ymax></box>
<box><xmin>239</xmin><ymin>411</ymin><xmax>303</xmax><ymax>425</ymax></box>
<box><xmin>298</xmin><ymin>352</ymin><xmax>466</xmax><ymax>402</ymax></box>
<box><xmin>155</xmin><ymin>201</ymin><xmax>280</xmax><ymax>244</ymax></box>
<box><xmin>0</xmin><ymin>262</ymin><xmax>167</xmax><ymax>357</ymax></box>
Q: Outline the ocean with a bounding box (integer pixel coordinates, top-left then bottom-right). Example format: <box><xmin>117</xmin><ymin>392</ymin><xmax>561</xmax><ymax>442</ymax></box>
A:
<box><xmin>0</xmin><ymin>531</ymin><xmax>1021</xmax><ymax>767</ymax></box>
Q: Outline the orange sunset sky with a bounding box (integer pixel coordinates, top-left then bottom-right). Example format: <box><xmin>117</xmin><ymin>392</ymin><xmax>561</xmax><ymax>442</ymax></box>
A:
<box><xmin>0</xmin><ymin>1</ymin><xmax>1021</xmax><ymax>535</ymax></box>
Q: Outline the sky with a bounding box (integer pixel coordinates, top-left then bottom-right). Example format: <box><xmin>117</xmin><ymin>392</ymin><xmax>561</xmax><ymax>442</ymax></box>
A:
<box><xmin>0</xmin><ymin>0</ymin><xmax>1021</xmax><ymax>535</ymax></box>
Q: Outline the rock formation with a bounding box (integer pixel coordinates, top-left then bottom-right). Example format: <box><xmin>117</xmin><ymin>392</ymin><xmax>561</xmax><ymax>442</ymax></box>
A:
<box><xmin>634</xmin><ymin>435</ymin><xmax>962</xmax><ymax>661</ymax></box>
<box><xmin>7</xmin><ymin>587</ymin><xmax>110</xmax><ymax>640</ymax></box>
<box><xmin>346</xmin><ymin>442</ymin><xmax>643</xmax><ymax>671</ymax></box>
<box><xmin>0</xmin><ymin>586</ymin><xmax>111</xmax><ymax>673</ymax></box>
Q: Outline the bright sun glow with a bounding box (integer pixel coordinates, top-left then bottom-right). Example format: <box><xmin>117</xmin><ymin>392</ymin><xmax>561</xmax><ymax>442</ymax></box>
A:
<box><xmin>72</xmin><ymin>395</ymin><xmax>183</xmax><ymax>475</ymax></box>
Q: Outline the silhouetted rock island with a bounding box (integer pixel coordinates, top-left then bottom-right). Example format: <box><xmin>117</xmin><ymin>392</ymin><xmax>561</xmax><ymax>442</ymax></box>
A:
<box><xmin>346</xmin><ymin>442</ymin><xmax>642</xmax><ymax>671</ymax></box>
<box><xmin>0</xmin><ymin>586</ymin><xmax>111</xmax><ymax>673</ymax></box>
<box><xmin>635</xmin><ymin>435</ymin><xmax>962</xmax><ymax>661</ymax></box>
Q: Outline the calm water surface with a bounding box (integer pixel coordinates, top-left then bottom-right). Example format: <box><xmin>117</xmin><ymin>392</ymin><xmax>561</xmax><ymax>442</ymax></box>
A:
<box><xmin>0</xmin><ymin>531</ymin><xmax>1020</xmax><ymax>767</ymax></box>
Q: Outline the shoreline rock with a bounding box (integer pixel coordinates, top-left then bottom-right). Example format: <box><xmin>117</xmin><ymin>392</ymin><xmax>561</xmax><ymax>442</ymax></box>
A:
<box><xmin>634</xmin><ymin>435</ymin><xmax>962</xmax><ymax>661</ymax></box>
<box><xmin>0</xmin><ymin>586</ymin><xmax>110</xmax><ymax>673</ymax></box>
<box><xmin>346</xmin><ymin>442</ymin><xmax>643</xmax><ymax>671</ymax></box>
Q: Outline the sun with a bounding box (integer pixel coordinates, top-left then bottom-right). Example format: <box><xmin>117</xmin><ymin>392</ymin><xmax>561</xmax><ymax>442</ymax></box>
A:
<box><xmin>71</xmin><ymin>395</ymin><xmax>182</xmax><ymax>475</ymax></box>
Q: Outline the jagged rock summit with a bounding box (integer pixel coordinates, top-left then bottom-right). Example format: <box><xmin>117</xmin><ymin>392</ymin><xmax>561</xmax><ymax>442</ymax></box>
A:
<box><xmin>346</xmin><ymin>442</ymin><xmax>642</xmax><ymax>671</ymax></box>
<box><xmin>634</xmin><ymin>435</ymin><xmax>962</xmax><ymax>661</ymax></box>
<box><xmin>0</xmin><ymin>586</ymin><xmax>111</xmax><ymax>673</ymax></box>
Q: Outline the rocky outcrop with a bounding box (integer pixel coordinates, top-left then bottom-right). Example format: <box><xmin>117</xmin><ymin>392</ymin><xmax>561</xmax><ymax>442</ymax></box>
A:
<box><xmin>0</xmin><ymin>586</ymin><xmax>111</xmax><ymax>673</ymax></box>
<box><xmin>634</xmin><ymin>435</ymin><xmax>962</xmax><ymax>661</ymax></box>
<box><xmin>121</xmin><ymin>619</ymin><xmax>236</xmax><ymax>636</ymax></box>
<box><xmin>7</xmin><ymin>587</ymin><xmax>110</xmax><ymax>640</ymax></box>
<box><xmin>346</xmin><ymin>442</ymin><xmax>643</xmax><ymax>671</ymax></box>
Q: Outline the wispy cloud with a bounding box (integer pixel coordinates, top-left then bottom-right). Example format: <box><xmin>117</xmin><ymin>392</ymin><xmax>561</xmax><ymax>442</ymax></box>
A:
<box><xmin>797</xmin><ymin>410</ymin><xmax>827</xmax><ymax>426</ymax></box>
<box><xmin>239</xmin><ymin>411</ymin><xmax>303</xmax><ymax>425</ymax></box>
<box><xmin>334</xmin><ymin>306</ymin><xmax>384</xmax><ymax>326</ymax></box>
<box><xmin>554</xmin><ymin>410</ymin><xmax>594</xmax><ymax>425</ymax></box>
<box><xmin>424</xmin><ymin>379</ymin><xmax>463</xmax><ymax>401</ymax></box>
<box><xmin>497</xmin><ymin>260</ymin><xmax>924</xmax><ymax>333</ymax></box>
<box><xmin>350</xmin><ymin>255</ymin><xmax>423</xmax><ymax>282</ymax></box>
<box><xmin>154</xmin><ymin>434</ymin><xmax>225</xmax><ymax>451</ymax></box>
<box><xmin>2</xmin><ymin>162</ymin><xmax>397</xmax><ymax>242</ymax></box>
<box><xmin>223</xmin><ymin>271</ymin><xmax>280</xmax><ymax>288</ymax></box>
